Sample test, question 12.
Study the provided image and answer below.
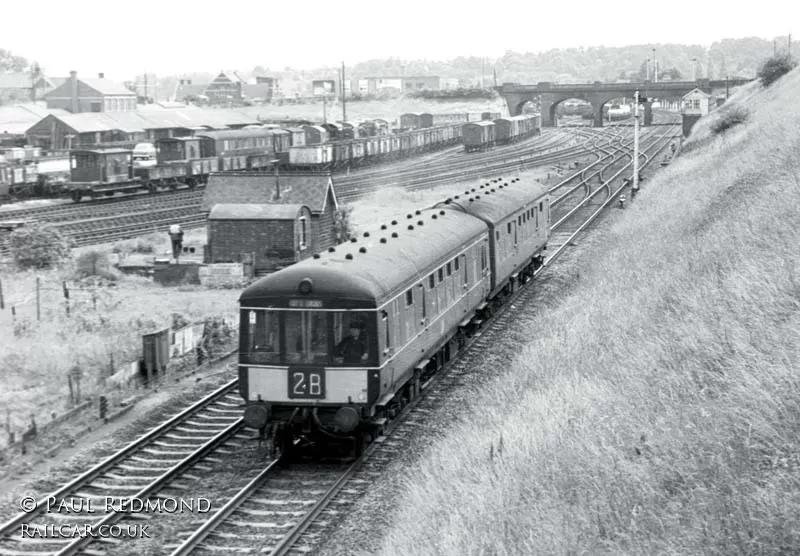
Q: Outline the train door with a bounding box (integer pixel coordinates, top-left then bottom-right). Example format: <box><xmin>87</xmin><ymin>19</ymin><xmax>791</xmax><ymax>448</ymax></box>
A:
<box><xmin>416</xmin><ymin>283</ymin><xmax>427</xmax><ymax>332</ymax></box>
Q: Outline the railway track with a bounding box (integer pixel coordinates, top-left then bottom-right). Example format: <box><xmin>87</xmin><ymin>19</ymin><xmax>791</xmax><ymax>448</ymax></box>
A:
<box><xmin>0</xmin><ymin>377</ymin><xmax>245</xmax><ymax>556</ymax></box>
<box><xmin>128</xmin><ymin>128</ymin><xmax>678</xmax><ymax>556</ymax></box>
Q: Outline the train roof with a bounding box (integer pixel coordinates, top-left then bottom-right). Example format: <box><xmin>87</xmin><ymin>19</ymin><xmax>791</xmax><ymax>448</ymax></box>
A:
<box><xmin>435</xmin><ymin>177</ymin><xmax>549</xmax><ymax>227</ymax></box>
<box><xmin>240</xmin><ymin>208</ymin><xmax>486</xmax><ymax>308</ymax></box>
<box><xmin>70</xmin><ymin>148</ymin><xmax>131</xmax><ymax>155</ymax></box>
<box><xmin>195</xmin><ymin>128</ymin><xmax>272</xmax><ymax>140</ymax></box>
<box><xmin>464</xmin><ymin>121</ymin><xmax>495</xmax><ymax>128</ymax></box>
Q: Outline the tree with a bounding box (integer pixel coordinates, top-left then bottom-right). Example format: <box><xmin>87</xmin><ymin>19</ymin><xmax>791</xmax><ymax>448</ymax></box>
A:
<box><xmin>0</xmin><ymin>48</ymin><xmax>29</xmax><ymax>72</ymax></box>
<box><xmin>757</xmin><ymin>53</ymin><xmax>797</xmax><ymax>87</ymax></box>
<box><xmin>8</xmin><ymin>223</ymin><xmax>73</xmax><ymax>270</ymax></box>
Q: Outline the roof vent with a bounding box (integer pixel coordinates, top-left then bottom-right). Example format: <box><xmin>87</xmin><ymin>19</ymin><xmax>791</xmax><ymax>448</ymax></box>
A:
<box><xmin>475</xmin><ymin>195</ymin><xmax>481</xmax><ymax>200</ymax></box>
<box><xmin>471</xmin><ymin>188</ymin><xmax>476</xmax><ymax>192</ymax></box>
<box><xmin>345</xmin><ymin>253</ymin><xmax>354</xmax><ymax>260</ymax></box>
<box><xmin>454</xmin><ymin>195</ymin><xmax>460</xmax><ymax>200</ymax></box>
<box><xmin>328</xmin><ymin>247</ymin><xmax>336</xmax><ymax>252</ymax></box>
<box><xmin>469</xmin><ymin>198</ymin><xmax>474</xmax><ymax>202</ymax></box>
<box><xmin>480</xmin><ymin>185</ymin><xmax>485</xmax><ymax>189</ymax></box>
<box><xmin>491</xmin><ymin>188</ymin><xmax>496</xmax><ymax>192</ymax></box>
<box><xmin>381</xmin><ymin>224</ymin><xmax>387</xmax><ymax>230</ymax></box>
<box><xmin>439</xmin><ymin>210</ymin><xmax>445</xmax><ymax>215</ymax></box>
<box><xmin>380</xmin><ymin>238</ymin><xmax>387</xmax><ymax>243</ymax></box>
<box><xmin>391</xmin><ymin>220</ymin><xmax>398</xmax><ymax>225</ymax></box>
<box><xmin>432</xmin><ymin>214</ymin><xmax>438</xmax><ymax>219</ymax></box>
<box><xmin>350</xmin><ymin>238</ymin><xmax>357</xmax><ymax>243</ymax></box>
<box><xmin>363</xmin><ymin>232</ymin><xmax>370</xmax><ymax>238</ymax></box>
<box><xmin>417</xmin><ymin>220</ymin><xmax>424</xmax><ymax>226</ymax></box>
<box><xmin>415</xmin><ymin>210</ymin><xmax>421</xmax><ymax>215</ymax></box>
<box><xmin>407</xmin><ymin>214</ymin><xmax>413</xmax><ymax>219</ymax></box>
<box><xmin>444</xmin><ymin>199</ymin><xmax>451</xmax><ymax>204</ymax></box>
<box><xmin>313</xmin><ymin>254</ymin><xmax>321</xmax><ymax>259</ymax></box>
<box><xmin>408</xmin><ymin>225</ymin><xmax>414</xmax><ymax>230</ymax></box>
<box><xmin>391</xmin><ymin>232</ymin><xmax>398</xmax><ymax>238</ymax></box>
<box><xmin>359</xmin><ymin>247</ymin><xmax>367</xmax><ymax>253</ymax></box>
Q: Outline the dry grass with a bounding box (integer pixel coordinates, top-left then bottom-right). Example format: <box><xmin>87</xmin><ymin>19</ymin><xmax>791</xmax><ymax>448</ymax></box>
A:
<box><xmin>0</xmin><ymin>236</ymin><xmax>238</xmax><ymax>446</ymax></box>
<box><xmin>378</xmin><ymin>67</ymin><xmax>800</xmax><ymax>555</ymax></box>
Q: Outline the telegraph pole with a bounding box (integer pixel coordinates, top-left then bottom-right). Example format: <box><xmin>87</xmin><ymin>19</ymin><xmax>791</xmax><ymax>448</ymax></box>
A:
<box><xmin>632</xmin><ymin>90</ymin><xmax>641</xmax><ymax>195</ymax></box>
<box><xmin>341</xmin><ymin>62</ymin><xmax>347</xmax><ymax>122</ymax></box>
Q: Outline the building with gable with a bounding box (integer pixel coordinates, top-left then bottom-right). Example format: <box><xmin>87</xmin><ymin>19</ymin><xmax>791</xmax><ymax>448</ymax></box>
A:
<box><xmin>201</xmin><ymin>172</ymin><xmax>338</xmax><ymax>273</ymax></box>
<box><xmin>44</xmin><ymin>71</ymin><xmax>137</xmax><ymax>113</ymax></box>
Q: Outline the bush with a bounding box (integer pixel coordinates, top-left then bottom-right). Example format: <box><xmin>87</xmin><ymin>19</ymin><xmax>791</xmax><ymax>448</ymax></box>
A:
<box><xmin>757</xmin><ymin>53</ymin><xmax>797</xmax><ymax>87</ymax></box>
<box><xmin>710</xmin><ymin>105</ymin><xmax>749</xmax><ymax>135</ymax></box>
<box><xmin>8</xmin><ymin>223</ymin><xmax>73</xmax><ymax>270</ymax></box>
<box><xmin>75</xmin><ymin>250</ymin><xmax>115</xmax><ymax>279</ymax></box>
<box><xmin>334</xmin><ymin>205</ymin><xmax>354</xmax><ymax>243</ymax></box>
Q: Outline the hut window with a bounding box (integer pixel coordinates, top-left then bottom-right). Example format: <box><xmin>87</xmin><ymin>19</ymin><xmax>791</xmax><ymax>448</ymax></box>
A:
<box><xmin>300</xmin><ymin>217</ymin><xmax>307</xmax><ymax>249</ymax></box>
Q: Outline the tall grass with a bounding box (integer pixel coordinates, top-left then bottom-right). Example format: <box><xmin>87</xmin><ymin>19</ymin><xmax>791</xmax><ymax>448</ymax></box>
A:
<box><xmin>379</xmin><ymin>67</ymin><xmax>800</xmax><ymax>555</ymax></box>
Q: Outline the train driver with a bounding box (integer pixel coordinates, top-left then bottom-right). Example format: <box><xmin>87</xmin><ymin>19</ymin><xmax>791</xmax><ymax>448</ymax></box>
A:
<box><xmin>335</xmin><ymin>321</ymin><xmax>368</xmax><ymax>365</ymax></box>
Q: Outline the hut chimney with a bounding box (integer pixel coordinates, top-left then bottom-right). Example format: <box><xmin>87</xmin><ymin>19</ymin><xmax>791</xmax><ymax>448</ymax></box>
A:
<box><xmin>69</xmin><ymin>71</ymin><xmax>79</xmax><ymax>113</ymax></box>
<box><xmin>98</xmin><ymin>72</ymin><xmax>104</xmax><ymax>79</ymax></box>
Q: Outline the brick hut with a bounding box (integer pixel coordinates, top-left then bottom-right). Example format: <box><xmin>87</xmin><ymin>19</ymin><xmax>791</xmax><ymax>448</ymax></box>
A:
<box><xmin>202</xmin><ymin>171</ymin><xmax>339</xmax><ymax>273</ymax></box>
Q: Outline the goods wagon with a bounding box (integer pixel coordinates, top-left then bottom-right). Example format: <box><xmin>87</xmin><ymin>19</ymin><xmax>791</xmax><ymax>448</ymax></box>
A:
<box><xmin>463</xmin><ymin>121</ymin><xmax>496</xmax><ymax>152</ymax></box>
<box><xmin>288</xmin><ymin>144</ymin><xmax>334</xmax><ymax>169</ymax></box>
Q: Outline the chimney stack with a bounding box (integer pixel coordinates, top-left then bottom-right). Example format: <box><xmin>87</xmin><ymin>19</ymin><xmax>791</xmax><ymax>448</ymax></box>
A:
<box><xmin>98</xmin><ymin>72</ymin><xmax>104</xmax><ymax>79</ymax></box>
<box><xmin>70</xmin><ymin>71</ymin><xmax>79</xmax><ymax>113</ymax></box>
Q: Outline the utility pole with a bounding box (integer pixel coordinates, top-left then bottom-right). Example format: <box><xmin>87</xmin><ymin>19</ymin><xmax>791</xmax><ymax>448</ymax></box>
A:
<box><xmin>322</xmin><ymin>94</ymin><xmax>327</xmax><ymax>123</ymax></box>
<box><xmin>652</xmin><ymin>48</ymin><xmax>657</xmax><ymax>83</ymax></box>
<box><xmin>632</xmin><ymin>90</ymin><xmax>641</xmax><ymax>195</ymax></box>
<box><xmin>341</xmin><ymin>62</ymin><xmax>347</xmax><ymax>122</ymax></box>
<box><xmin>144</xmin><ymin>71</ymin><xmax>148</xmax><ymax>102</ymax></box>
<box><xmin>691</xmin><ymin>58</ymin><xmax>697</xmax><ymax>81</ymax></box>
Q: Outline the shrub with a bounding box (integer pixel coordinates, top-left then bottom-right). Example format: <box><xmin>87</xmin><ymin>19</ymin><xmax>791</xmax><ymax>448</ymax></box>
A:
<box><xmin>710</xmin><ymin>105</ymin><xmax>749</xmax><ymax>135</ymax></box>
<box><xmin>8</xmin><ymin>223</ymin><xmax>73</xmax><ymax>270</ymax></box>
<box><xmin>75</xmin><ymin>250</ymin><xmax>115</xmax><ymax>279</ymax></box>
<box><xmin>757</xmin><ymin>53</ymin><xmax>798</xmax><ymax>87</ymax></box>
<box><xmin>334</xmin><ymin>205</ymin><xmax>354</xmax><ymax>243</ymax></box>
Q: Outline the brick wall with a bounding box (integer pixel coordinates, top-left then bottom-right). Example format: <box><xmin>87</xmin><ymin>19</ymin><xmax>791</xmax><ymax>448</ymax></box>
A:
<box><xmin>209</xmin><ymin>219</ymin><xmax>296</xmax><ymax>271</ymax></box>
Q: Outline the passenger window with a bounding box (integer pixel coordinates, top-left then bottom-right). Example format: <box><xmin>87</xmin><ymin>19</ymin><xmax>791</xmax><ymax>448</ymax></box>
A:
<box><xmin>438</xmin><ymin>268</ymin><xmax>444</xmax><ymax>282</ymax></box>
<box><xmin>383</xmin><ymin>311</ymin><xmax>391</xmax><ymax>350</ymax></box>
<box><xmin>454</xmin><ymin>257</ymin><xmax>459</xmax><ymax>271</ymax></box>
<box><xmin>285</xmin><ymin>311</ymin><xmax>328</xmax><ymax>365</ymax></box>
<box><xmin>496</xmin><ymin>231</ymin><xmax>500</xmax><ymax>240</ymax></box>
<box><xmin>507</xmin><ymin>222</ymin><xmax>512</xmax><ymax>234</ymax></box>
<box><xmin>518</xmin><ymin>216</ymin><xmax>522</xmax><ymax>226</ymax></box>
<box><xmin>539</xmin><ymin>201</ymin><xmax>543</xmax><ymax>212</ymax></box>
<box><xmin>481</xmin><ymin>245</ymin><xmax>487</xmax><ymax>270</ymax></box>
<box><xmin>405</xmin><ymin>290</ymin><xmax>413</xmax><ymax>306</ymax></box>
<box><xmin>429</xmin><ymin>275</ymin><xmax>435</xmax><ymax>288</ymax></box>
<box><xmin>462</xmin><ymin>254</ymin><xmax>468</xmax><ymax>283</ymax></box>
<box><xmin>446</xmin><ymin>262</ymin><xmax>452</xmax><ymax>276</ymax></box>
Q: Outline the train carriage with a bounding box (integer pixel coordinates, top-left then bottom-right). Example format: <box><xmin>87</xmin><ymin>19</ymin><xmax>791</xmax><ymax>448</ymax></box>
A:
<box><xmin>463</xmin><ymin>121</ymin><xmax>496</xmax><ymax>152</ymax></box>
<box><xmin>195</xmin><ymin>129</ymin><xmax>274</xmax><ymax>158</ymax></box>
<box><xmin>288</xmin><ymin>144</ymin><xmax>333</xmax><ymax>169</ymax></box>
<box><xmin>284</xmin><ymin>127</ymin><xmax>306</xmax><ymax>147</ymax></box>
<box><xmin>399</xmin><ymin>113</ymin><xmax>421</xmax><ymax>130</ymax></box>
<box><xmin>268</xmin><ymin>129</ymin><xmax>292</xmax><ymax>155</ymax></box>
<box><xmin>238</xmin><ymin>208</ymin><xmax>491</xmax><ymax>457</ymax></box>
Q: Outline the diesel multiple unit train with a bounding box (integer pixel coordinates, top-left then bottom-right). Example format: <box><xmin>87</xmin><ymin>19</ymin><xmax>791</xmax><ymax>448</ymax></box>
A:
<box><xmin>238</xmin><ymin>176</ymin><xmax>550</xmax><ymax>458</ymax></box>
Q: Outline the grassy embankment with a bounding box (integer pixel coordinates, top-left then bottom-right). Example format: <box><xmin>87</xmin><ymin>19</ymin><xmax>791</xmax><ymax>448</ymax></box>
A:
<box><xmin>378</xmin><ymin>69</ymin><xmax>800</xmax><ymax>555</ymax></box>
<box><xmin>0</xmin><ymin>230</ymin><xmax>237</xmax><ymax>446</ymax></box>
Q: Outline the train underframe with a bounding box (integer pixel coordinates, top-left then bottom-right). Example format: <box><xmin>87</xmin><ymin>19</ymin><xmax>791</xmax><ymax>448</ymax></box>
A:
<box><xmin>248</xmin><ymin>251</ymin><xmax>546</xmax><ymax>464</ymax></box>
<box><xmin>69</xmin><ymin>174</ymin><xmax>207</xmax><ymax>202</ymax></box>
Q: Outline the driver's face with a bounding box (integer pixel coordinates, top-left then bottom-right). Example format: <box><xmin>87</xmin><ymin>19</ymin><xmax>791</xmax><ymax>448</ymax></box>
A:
<box><xmin>349</xmin><ymin>327</ymin><xmax>360</xmax><ymax>338</ymax></box>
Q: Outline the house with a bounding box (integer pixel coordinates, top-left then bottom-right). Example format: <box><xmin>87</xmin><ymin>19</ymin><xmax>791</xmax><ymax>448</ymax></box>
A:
<box><xmin>202</xmin><ymin>172</ymin><xmax>339</xmax><ymax>273</ymax></box>
<box><xmin>45</xmin><ymin>71</ymin><xmax>137</xmax><ymax>113</ymax></box>
<box><xmin>0</xmin><ymin>72</ymin><xmax>52</xmax><ymax>104</ymax></box>
<box><xmin>174</xmin><ymin>72</ymin><xmax>277</xmax><ymax>105</ymax></box>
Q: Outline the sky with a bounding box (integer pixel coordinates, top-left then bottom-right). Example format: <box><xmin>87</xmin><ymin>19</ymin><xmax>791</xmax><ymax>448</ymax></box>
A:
<box><xmin>3</xmin><ymin>0</ymin><xmax>798</xmax><ymax>81</ymax></box>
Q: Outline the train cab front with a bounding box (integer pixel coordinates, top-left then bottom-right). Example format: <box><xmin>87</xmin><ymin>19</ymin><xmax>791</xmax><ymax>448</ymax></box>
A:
<box><xmin>238</xmin><ymin>278</ymin><xmax>381</xmax><ymax>459</ymax></box>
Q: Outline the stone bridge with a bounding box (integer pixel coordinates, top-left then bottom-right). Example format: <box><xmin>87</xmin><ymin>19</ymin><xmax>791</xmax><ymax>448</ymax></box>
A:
<box><xmin>499</xmin><ymin>78</ymin><xmax>752</xmax><ymax>127</ymax></box>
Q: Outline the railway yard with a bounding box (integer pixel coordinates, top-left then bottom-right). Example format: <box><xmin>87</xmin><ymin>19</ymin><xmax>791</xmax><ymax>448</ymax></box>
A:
<box><xmin>0</xmin><ymin>109</ymin><xmax>683</xmax><ymax>555</ymax></box>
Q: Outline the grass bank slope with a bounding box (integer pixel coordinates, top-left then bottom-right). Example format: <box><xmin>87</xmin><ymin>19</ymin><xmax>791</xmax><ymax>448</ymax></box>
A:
<box><xmin>378</xmin><ymin>68</ymin><xmax>800</xmax><ymax>555</ymax></box>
